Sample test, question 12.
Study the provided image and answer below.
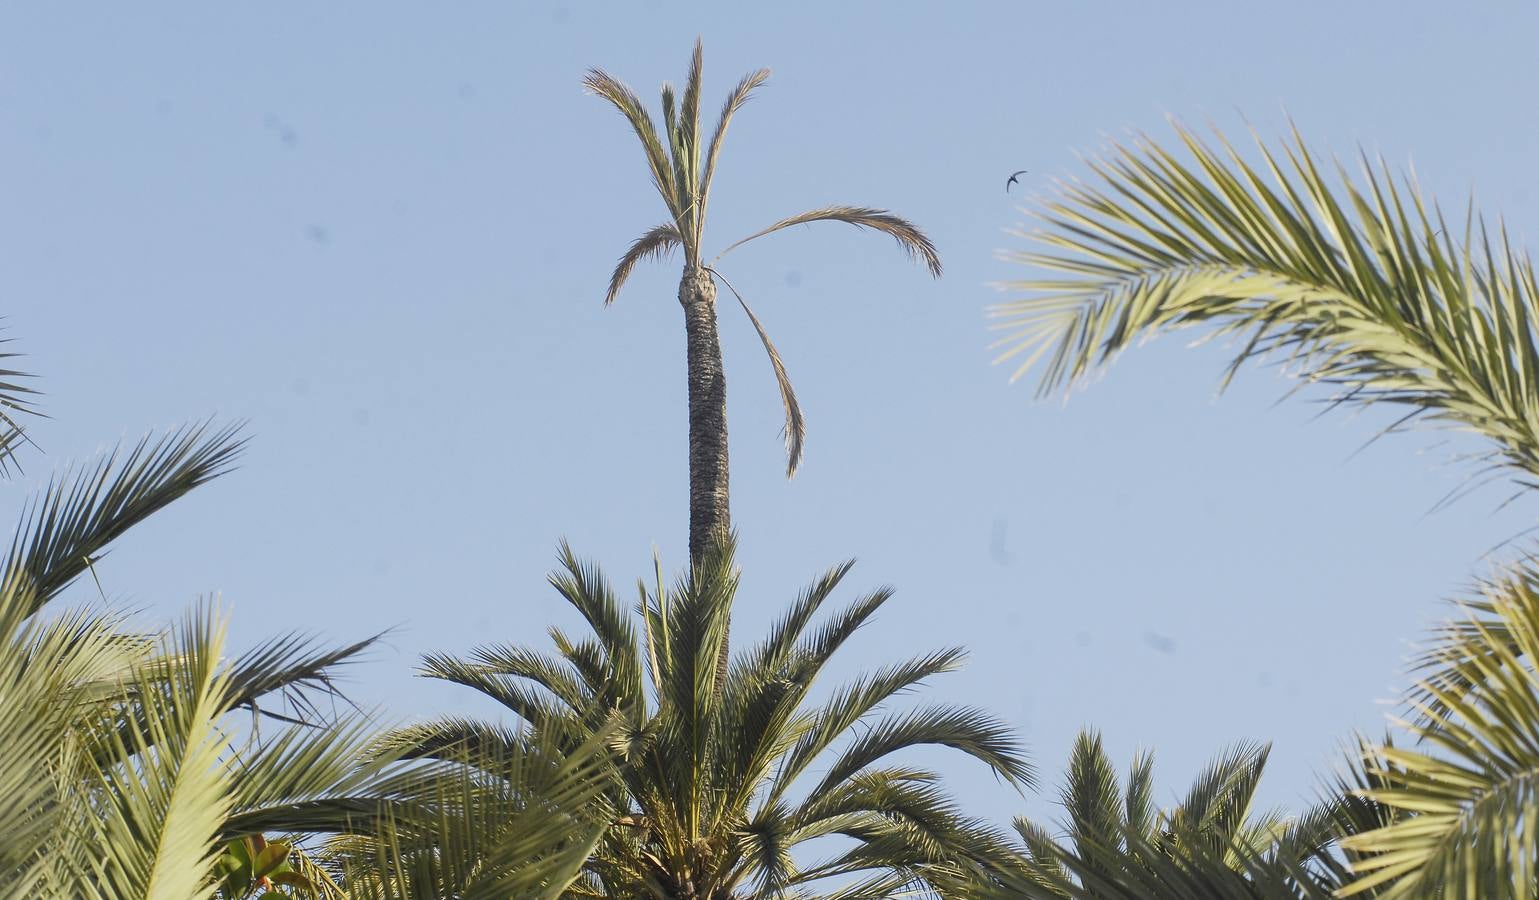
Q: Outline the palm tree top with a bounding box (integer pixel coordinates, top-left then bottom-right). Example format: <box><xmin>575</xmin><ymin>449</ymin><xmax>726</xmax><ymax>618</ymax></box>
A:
<box><xmin>585</xmin><ymin>39</ymin><xmax>942</xmax><ymax>480</ymax></box>
<box><xmin>584</xmin><ymin>38</ymin><xmax>942</xmax><ymax>297</ymax></box>
<box><xmin>404</xmin><ymin>537</ymin><xmax>1031</xmax><ymax>898</ymax></box>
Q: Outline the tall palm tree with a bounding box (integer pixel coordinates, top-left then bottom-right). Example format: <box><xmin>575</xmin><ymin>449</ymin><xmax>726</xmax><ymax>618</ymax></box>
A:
<box><xmin>992</xmin><ymin>124</ymin><xmax>1539</xmax><ymax>895</ymax></box>
<box><xmin>394</xmin><ymin>538</ymin><xmax>1031</xmax><ymax>898</ymax></box>
<box><xmin>0</xmin><ymin>328</ymin><xmax>540</xmax><ymax>898</ymax></box>
<box><xmin>586</xmin><ymin>41</ymin><xmax>943</xmax><ymax>564</ymax></box>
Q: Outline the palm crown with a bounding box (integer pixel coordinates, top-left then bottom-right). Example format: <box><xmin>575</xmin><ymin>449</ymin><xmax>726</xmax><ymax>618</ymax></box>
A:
<box><xmin>395</xmin><ymin>539</ymin><xmax>1031</xmax><ymax>898</ymax></box>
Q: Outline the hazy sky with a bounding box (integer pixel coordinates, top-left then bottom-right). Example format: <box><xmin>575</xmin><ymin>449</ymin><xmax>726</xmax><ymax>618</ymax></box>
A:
<box><xmin>4</xmin><ymin>1</ymin><xmax>1539</xmax><ymax>829</ymax></box>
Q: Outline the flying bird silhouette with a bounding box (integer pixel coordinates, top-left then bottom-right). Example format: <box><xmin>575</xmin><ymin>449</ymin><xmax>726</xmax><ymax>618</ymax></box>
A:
<box><xmin>1005</xmin><ymin>170</ymin><xmax>1028</xmax><ymax>192</ymax></box>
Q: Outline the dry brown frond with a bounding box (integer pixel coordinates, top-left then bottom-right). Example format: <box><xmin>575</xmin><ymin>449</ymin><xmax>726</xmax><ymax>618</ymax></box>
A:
<box><xmin>718</xmin><ymin>206</ymin><xmax>944</xmax><ymax>277</ymax></box>
<box><xmin>708</xmin><ymin>268</ymin><xmax>805</xmax><ymax>477</ymax></box>
<box><xmin>583</xmin><ymin>69</ymin><xmax>681</xmax><ymax>220</ymax></box>
<box><xmin>607</xmin><ymin>225</ymin><xmax>684</xmax><ymax>306</ymax></box>
<box><xmin>697</xmin><ymin>68</ymin><xmax>770</xmax><ymax>249</ymax></box>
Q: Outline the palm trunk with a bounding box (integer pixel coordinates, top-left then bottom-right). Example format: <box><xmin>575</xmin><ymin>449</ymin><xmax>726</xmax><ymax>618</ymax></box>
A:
<box><xmin>680</xmin><ymin>266</ymin><xmax>730</xmax><ymax>566</ymax></box>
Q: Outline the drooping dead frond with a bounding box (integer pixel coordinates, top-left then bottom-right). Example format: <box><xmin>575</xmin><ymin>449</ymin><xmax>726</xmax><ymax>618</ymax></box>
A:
<box><xmin>718</xmin><ymin>206</ymin><xmax>944</xmax><ymax>277</ymax></box>
<box><xmin>582</xmin><ymin>69</ymin><xmax>681</xmax><ymax>220</ymax></box>
<box><xmin>708</xmin><ymin>268</ymin><xmax>804</xmax><ymax>477</ymax></box>
<box><xmin>698</xmin><ymin>68</ymin><xmax>770</xmax><ymax>250</ymax></box>
<box><xmin>607</xmin><ymin>224</ymin><xmax>685</xmax><ymax>306</ymax></box>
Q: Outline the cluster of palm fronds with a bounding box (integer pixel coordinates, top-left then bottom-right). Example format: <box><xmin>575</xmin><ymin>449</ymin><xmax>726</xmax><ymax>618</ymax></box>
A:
<box><xmin>0</xmin><ymin>367</ymin><xmax>609</xmax><ymax>899</ymax></box>
<box><xmin>22</xmin><ymin>36</ymin><xmax>1539</xmax><ymax>898</ymax></box>
<box><xmin>997</xmin><ymin>123</ymin><xmax>1539</xmax><ymax>896</ymax></box>
<box><xmin>397</xmin><ymin>539</ymin><xmax>1031</xmax><ymax>898</ymax></box>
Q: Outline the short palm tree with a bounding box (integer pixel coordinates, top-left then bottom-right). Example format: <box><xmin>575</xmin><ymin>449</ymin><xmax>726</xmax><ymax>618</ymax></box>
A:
<box><xmin>0</xmin><ymin>423</ymin><xmax>412</xmax><ymax>898</ymax></box>
<box><xmin>1011</xmin><ymin>730</ymin><xmax>1298</xmax><ymax>898</ymax></box>
<box><xmin>587</xmin><ymin>41</ymin><xmax>943</xmax><ymax>564</ymax></box>
<box><xmin>395</xmin><ymin>538</ymin><xmax>1031</xmax><ymax>898</ymax></box>
<box><xmin>992</xmin><ymin>124</ymin><xmax>1539</xmax><ymax>895</ymax></box>
<box><xmin>0</xmin><ymin>332</ymin><xmax>520</xmax><ymax>898</ymax></box>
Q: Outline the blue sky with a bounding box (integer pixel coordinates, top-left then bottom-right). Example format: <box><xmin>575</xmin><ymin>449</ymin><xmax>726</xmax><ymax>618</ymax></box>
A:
<box><xmin>4</xmin><ymin>1</ymin><xmax>1539</xmax><ymax>829</ymax></box>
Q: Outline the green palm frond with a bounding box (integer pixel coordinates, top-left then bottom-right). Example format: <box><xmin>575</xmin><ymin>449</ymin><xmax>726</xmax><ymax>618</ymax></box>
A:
<box><xmin>224</xmin><ymin>630</ymin><xmax>380</xmax><ymax>725</ymax></box>
<box><xmin>1012</xmin><ymin>730</ymin><xmax>1306</xmax><ymax>899</ymax></box>
<box><xmin>717</xmin><ymin>205</ymin><xmax>944</xmax><ymax>277</ymax></box>
<box><xmin>1061</xmin><ymin>731</ymin><xmax>1127</xmax><ymax>877</ymax></box>
<box><xmin>1406</xmin><ymin>562</ymin><xmax>1534</xmax><ymax>726</ymax></box>
<box><xmin>0</xmin><ymin>328</ymin><xmax>41</xmax><ymax>477</ymax></box>
<box><xmin>413</xmin><ymin>537</ymin><xmax>1027</xmax><ymax>898</ymax></box>
<box><xmin>994</xmin><ymin>122</ymin><xmax>1539</xmax><ymax>489</ymax></box>
<box><xmin>1</xmin><ymin>422</ymin><xmax>245</xmax><ymax>616</ymax></box>
<box><xmin>989</xmin><ymin>828</ymin><xmax>1334</xmax><ymax>900</ymax></box>
<box><xmin>0</xmin><ymin>600</ymin><xmax>139</xmax><ymax>885</ymax></box>
<box><xmin>1337</xmin><ymin>563</ymin><xmax>1539</xmax><ymax>897</ymax></box>
<box><xmin>69</xmin><ymin>607</ymin><xmax>236</xmax><ymax>900</ymax></box>
<box><xmin>326</xmin><ymin>730</ymin><xmax>614</xmax><ymax>900</ymax></box>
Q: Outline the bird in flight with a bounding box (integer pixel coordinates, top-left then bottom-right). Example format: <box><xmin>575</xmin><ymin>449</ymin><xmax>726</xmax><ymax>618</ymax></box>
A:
<box><xmin>1005</xmin><ymin>170</ymin><xmax>1028</xmax><ymax>192</ymax></box>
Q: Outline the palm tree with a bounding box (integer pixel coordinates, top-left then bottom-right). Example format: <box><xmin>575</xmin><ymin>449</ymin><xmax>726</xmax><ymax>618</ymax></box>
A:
<box><xmin>0</xmin><ymin>423</ymin><xmax>444</xmax><ymax>899</ymax></box>
<box><xmin>586</xmin><ymin>40</ymin><xmax>943</xmax><ymax>565</ymax></box>
<box><xmin>991</xmin><ymin>124</ymin><xmax>1539</xmax><ymax>895</ymax></box>
<box><xmin>394</xmin><ymin>538</ymin><xmax>1031</xmax><ymax>898</ymax></box>
<box><xmin>0</xmin><ymin>329</ymin><xmax>549</xmax><ymax>898</ymax></box>
<box><xmin>1010</xmin><ymin>730</ymin><xmax>1303</xmax><ymax>899</ymax></box>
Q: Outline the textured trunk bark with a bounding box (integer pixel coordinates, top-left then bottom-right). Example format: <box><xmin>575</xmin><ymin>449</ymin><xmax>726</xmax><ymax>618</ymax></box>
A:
<box><xmin>680</xmin><ymin>266</ymin><xmax>730</xmax><ymax>566</ymax></box>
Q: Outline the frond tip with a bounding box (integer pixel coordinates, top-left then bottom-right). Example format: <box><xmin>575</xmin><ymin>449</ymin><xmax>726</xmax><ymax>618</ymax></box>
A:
<box><xmin>582</xmin><ymin>68</ymin><xmax>681</xmax><ymax>220</ymax></box>
<box><xmin>718</xmin><ymin>206</ymin><xmax>944</xmax><ymax>277</ymax></box>
<box><xmin>606</xmin><ymin>224</ymin><xmax>684</xmax><ymax>305</ymax></box>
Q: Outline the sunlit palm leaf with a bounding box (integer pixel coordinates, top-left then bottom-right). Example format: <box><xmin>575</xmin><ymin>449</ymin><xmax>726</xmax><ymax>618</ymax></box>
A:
<box><xmin>69</xmin><ymin>608</ymin><xmax>236</xmax><ymax>900</ymax></box>
<box><xmin>327</xmin><ymin>730</ymin><xmax>613</xmax><ymax>900</ymax></box>
<box><xmin>994</xmin><ymin>123</ymin><xmax>1539</xmax><ymax>489</ymax></box>
<box><xmin>1337</xmin><ymin>565</ymin><xmax>1539</xmax><ymax>897</ymax></box>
